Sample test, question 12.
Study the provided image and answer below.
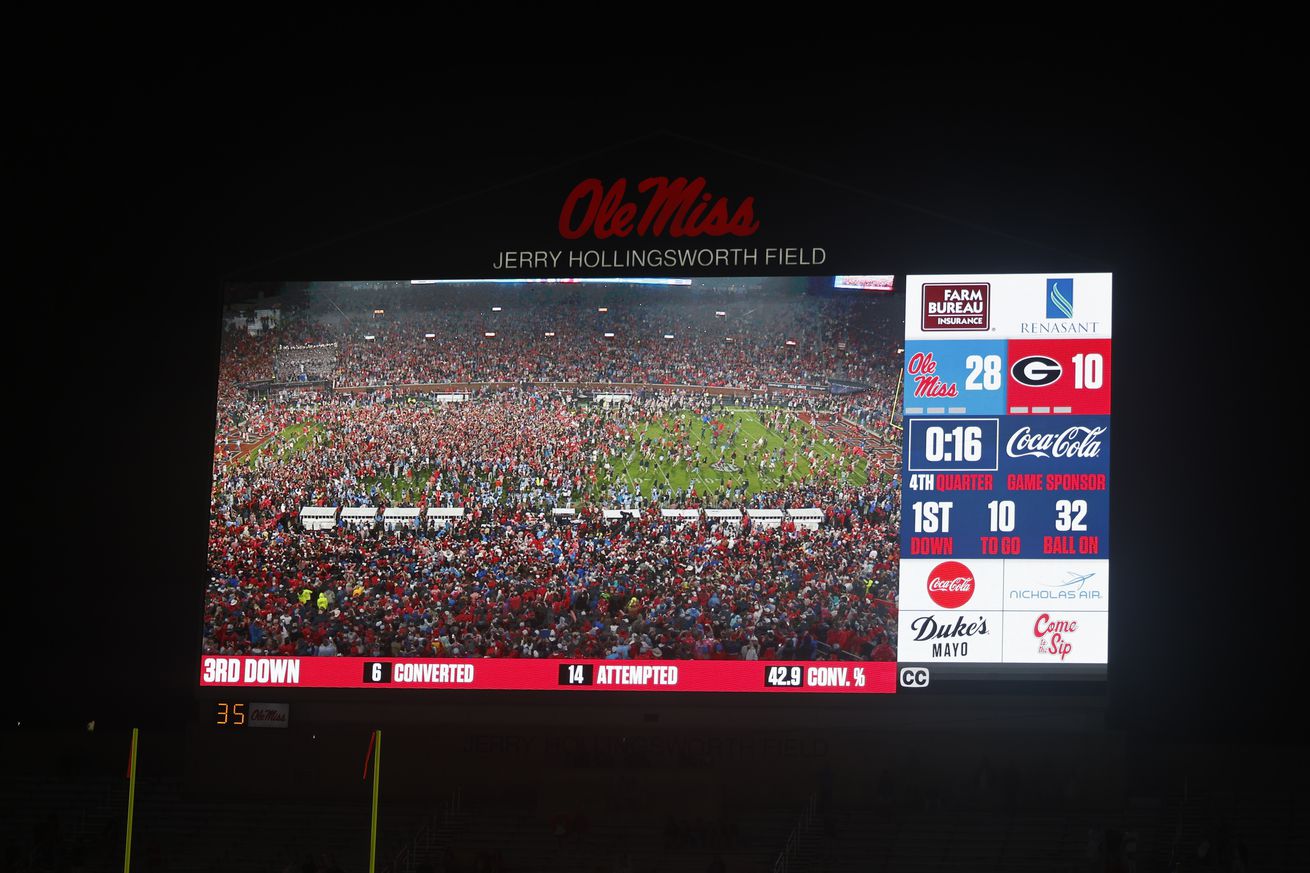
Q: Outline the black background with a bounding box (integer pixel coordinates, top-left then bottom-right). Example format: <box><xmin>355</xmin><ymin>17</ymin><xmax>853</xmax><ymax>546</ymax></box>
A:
<box><xmin>16</xmin><ymin>44</ymin><xmax>1293</xmax><ymax>740</ymax></box>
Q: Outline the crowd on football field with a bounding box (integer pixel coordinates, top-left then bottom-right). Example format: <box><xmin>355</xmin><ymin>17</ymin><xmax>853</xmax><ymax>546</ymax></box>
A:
<box><xmin>205</xmin><ymin>284</ymin><xmax>904</xmax><ymax>660</ymax></box>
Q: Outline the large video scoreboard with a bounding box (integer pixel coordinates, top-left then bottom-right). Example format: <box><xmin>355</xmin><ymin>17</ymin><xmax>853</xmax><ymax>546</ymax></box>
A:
<box><xmin>899</xmin><ymin>274</ymin><xmax>1111</xmax><ymax>669</ymax></box>
<box><xmin>199</xmin><ymin>272</ymin><xmax>1110</xmax><ymax>696</ymax></box>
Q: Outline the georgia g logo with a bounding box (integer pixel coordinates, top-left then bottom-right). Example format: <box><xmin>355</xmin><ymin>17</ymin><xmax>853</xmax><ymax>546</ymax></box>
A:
<box><xmin>1011</xmin><ymin>355</ymin><xmax>1062</xmax><ymax>387</ymax></box>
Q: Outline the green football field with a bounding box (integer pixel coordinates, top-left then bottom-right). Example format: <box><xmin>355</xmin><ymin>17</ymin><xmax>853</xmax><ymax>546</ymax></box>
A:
<box><xmin>240</xmin><ymin>407</ymin><xmax>873</xmax><ymax>505</ymax></box>
<box><xmin>592</xmin><ymin>408</ymin><xmax>869</xmax><ymax>501</ymax></box>
<box><xmin>246</xmin><ymin>421</ymin><xmax>325</xmax><ymax>468</ymax></box>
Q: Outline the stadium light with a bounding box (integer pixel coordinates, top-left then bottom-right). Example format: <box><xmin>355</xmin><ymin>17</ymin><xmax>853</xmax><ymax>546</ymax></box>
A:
<box><xmin>491</xmin><ymin>306</ymin><xmax>502</xmax><ymax>312</ymax></box>
<box><xmin>484</xmin><ymin>331</ymin><xmax>496</xmax><ymax>338</ymax></box>
<box><xmin>603</xmin><ymin>332</ymin><xmax>615</xmax><ymax>338</ymax></box>
<box><xmin>544</xmin><ymin>331</ymin><xmax>556</xmax><ymax>337</ymax></box>
<box><xmin>425</xmin><ymin>333</ymin><xmax>436</xmax><ymax>339</ymax></box>
<box><xmin>664</xmin><ymin>334</ymin><xmax>675</xmax><ymax>339</ymax></box>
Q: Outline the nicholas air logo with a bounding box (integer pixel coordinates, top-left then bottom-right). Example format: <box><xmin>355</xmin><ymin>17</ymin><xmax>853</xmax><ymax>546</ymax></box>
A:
<box><xmin>1047</xmin><ymin>279</ymin><xmax>1074</xmax><ymax>319</ymax></box>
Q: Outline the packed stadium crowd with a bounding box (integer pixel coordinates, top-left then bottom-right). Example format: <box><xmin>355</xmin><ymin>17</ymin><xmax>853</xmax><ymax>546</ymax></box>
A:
<box><xmin>328</xmin><ymin>297</ymin><xmax>895</xmax><ymax>389</ymax></box>
<box><xmin>205</xmin><ymin>284</ymin><xmax>903</xmax><ymax>661</ymax></box>
<box><xmin>222</xmin><ymin>284</ymin><xmax>901</xmax><ymax>393</ymax></box>
<box><xmin>271</xmin><ymin>342</ymin><xmax>338</xmax><ymax>381</ymax></box>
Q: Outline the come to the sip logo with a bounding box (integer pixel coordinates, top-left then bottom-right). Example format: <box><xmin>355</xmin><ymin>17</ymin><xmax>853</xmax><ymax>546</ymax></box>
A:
<box><xmin>1047</xmin><ymin>278</ymin><xmax>1074</xmax><ymax>319</ymax></box>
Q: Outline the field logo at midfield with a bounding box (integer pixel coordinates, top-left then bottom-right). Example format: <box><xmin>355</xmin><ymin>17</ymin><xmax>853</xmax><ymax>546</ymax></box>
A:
<box><xmin>1047</xmin><ymin>278</ymin><xmax>1074</xmax><ymax>319</ymax></box>
<box><xmin>921</xmin><ymin>283</ymin><xmax>990</xmax><ymax>331</ymax></box>
<box><xmin>927</xmin><ymin>560</ymin><xmax>975</xmax><ymax>609</ymax></box>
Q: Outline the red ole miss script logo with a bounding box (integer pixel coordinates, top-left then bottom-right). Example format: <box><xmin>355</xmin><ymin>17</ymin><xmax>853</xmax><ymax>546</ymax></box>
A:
<box><xmin>559</xmin><ymin>177</ymin><xmax>760</xmax><ymax>240</ymax></box>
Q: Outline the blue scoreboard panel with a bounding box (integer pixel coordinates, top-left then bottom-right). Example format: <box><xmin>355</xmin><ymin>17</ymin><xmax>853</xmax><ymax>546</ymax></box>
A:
<box><xmin>898</xmin><ymin>274</ymin><xmax>1112</xmax><ymax>668</ymax></box>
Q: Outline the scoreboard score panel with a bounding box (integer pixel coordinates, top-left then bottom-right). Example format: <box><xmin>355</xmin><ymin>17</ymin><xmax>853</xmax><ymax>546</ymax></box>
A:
<box><xmin>899</xmin><ymin>273</ymin><xmax>1112</xmax><ymax>669</ymax></box>
<box><xmin>902</xmin><ymin>339</ymin><xmax>1111</xmax><ymax>416</ymax></box>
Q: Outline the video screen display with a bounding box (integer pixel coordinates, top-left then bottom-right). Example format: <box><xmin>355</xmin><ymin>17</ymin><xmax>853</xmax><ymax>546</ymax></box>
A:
<box><xmin>200</xmin><ymin>273</ymin><xmax>1109</xmax><ymax>692</ymax></box>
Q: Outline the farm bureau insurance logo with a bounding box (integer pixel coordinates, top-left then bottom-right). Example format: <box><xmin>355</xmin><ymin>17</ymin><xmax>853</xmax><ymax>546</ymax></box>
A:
<box><xmin>1006</xmin><ymin>425</ymin><xmax>1106</xmax><ymax>459</ymax></box>
<box><xmin>927</xmin><ymin>560</ymin><xmax>975</xmax><ymax>609</ymax></box>
<box><xmin>558</xmin><ymin>176</ymin><xmax>760</xmax><ymax>239</ymax></box>
<box><xmin>921</xmin><ymin>283</ymin><xmax>990</xmax><ymax>331</ymax></box>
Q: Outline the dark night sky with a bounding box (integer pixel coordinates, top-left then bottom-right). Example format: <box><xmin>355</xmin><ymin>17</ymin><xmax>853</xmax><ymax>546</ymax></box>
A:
<box><xmin>16</xmin><ymin>45</ymin><xmax>1294</xmax><ymax>739</ymax></box>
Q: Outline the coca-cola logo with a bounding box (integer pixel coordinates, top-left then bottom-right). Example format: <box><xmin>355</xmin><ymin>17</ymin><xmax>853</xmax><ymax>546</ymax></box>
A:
<box><xmin>926</xmin><ymin>560</ymin><xmax>975</xmax><ymax>609</ymax></box>
<box><xmin>1006</xmin><ymin>425</ymin><xmax>1106</xmax><ymax>459</ymax></box>
<box><xmin>559</xmin><ymin>177</ymin><xmax>760</xmax><ymax>240</ymax></box>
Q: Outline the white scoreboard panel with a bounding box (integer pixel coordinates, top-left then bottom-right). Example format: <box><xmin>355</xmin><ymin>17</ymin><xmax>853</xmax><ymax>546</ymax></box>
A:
<box><xmin>898</xmin><ymin>274</ymin><xmax>1112</xmax><ymax>671</ymax></box>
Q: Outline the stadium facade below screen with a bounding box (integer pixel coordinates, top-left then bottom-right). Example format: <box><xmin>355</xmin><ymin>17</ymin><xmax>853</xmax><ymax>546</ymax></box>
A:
<box><xmin>199</xmin><ymin>655</ymin><xmax>898</xmax><ymax>693</ymax></box>
<box><xmin>299</xmin><ymin>505</ymin><xmax>829</xmax><ymax>530</ymax></box>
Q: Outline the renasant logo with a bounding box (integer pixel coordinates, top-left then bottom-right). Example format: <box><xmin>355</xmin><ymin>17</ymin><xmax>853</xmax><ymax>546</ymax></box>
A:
<box><xmin>1047</xmin><ymin>278</ymin><xmax>1074</xmax><ymax>318</ymax></box>
<box><xmin>1020</xmin><ymin>277</ymin><xmax>1100</xmax><ymax>334</ymax></box>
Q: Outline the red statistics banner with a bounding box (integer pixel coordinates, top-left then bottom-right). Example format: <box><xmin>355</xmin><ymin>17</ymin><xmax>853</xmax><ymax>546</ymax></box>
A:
<box><xmin>200</xmin><ymin>656</ymin><xmax>897</xmax><ymax>694</ymax></box>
